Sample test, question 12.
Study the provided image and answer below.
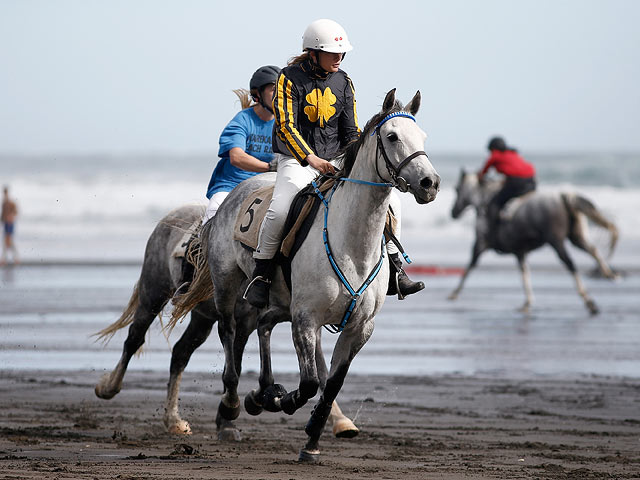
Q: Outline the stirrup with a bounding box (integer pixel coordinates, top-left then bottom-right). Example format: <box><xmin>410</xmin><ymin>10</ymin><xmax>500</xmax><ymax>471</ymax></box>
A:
<box><xmin>242</xmin><ymin>276</ymin><xmax>271</xmax><ymax>301</ymax></box>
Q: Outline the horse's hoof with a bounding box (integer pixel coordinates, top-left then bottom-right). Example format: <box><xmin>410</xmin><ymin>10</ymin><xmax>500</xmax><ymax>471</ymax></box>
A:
<box><xmin>298</xmin><ymin>448</ymin><xmax>321</xmax><ymax>463</ymax></box>
<box><xmin>218</xmin><ymin>427</ymin><xmax>242</xmax><ymax>442</ymax></box>
<box><xmin>244</xmin><ymin>390</ymin><xmax>264</xmax><ymax>416</ymax></box>
<box><xmin>166</xmin><ymin>419</ymin><xmax>192</xmax><ymax>435</ymax></box>
<box><xmin>94</xmin><ymin>378</ymin><xmax>119</xmax><ymax>400</ymax></box>
<box><xmin>332</xmin><ymin>418</ymin><xmax>359</xmax><ymax>438</ymax></box>
<box><xmin>263</xmin><ymin>384</ymin><xmax>287</xmax><ymax>413</ymax></box>
<box><xmin>217</xmin><ymin>400</ymin><xmax>241</xmax><ymax>421</ymax></box>
<box><xmin>587</xmin><ymin>300</ymin><xmax>599</xmax><ymax>315</ymax></box>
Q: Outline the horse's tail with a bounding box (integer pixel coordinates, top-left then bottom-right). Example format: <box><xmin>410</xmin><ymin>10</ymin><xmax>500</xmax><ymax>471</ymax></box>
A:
<box><xmin>562</xmin><ymin>193</ymin><xmax>619</xmax><ymax>257</ymax></box>
<box><xmin>93</xmin><ymin>281</ymin><xmax>141</xmax><ymax>344</ymax></box>
<box><xmin>168</xmin><ymin>221</ymin><xmax>215</xmax><ymax>333</ymax></box>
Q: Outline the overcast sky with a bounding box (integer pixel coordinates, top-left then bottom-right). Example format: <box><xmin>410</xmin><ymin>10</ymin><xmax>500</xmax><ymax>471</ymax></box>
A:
<box><xmin>1</xmin><ymin>0</ymin><xmax>639</xmax><ymax>154</ymax></box>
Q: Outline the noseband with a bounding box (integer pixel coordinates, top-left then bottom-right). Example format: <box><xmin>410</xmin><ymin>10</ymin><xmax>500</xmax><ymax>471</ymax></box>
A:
<box><xmin>371</xmin><ymin>112</ymin><xmax>428</xmax><ymax>193</ymax></box>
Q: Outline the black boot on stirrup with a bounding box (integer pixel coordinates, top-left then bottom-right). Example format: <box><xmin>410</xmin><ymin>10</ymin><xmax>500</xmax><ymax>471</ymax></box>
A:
<box><xmin>244</xmin><ymin>258</ymin><xmax>275</xmax><ymax>309</ymax></box>
<box><xmin>174</xmin><ymin>236</ymin><xmax>197</xmax><ymax>296</ymax></box>
<box><xmin>387</xmin><ymin>253</ymin><xmax>425</xmax><ymax>299</ymax></box>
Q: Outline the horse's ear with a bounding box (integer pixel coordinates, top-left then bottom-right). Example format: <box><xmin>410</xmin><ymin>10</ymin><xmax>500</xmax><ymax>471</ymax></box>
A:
<box><xmin>405</xmin><ymin>90</ymin><xmax>421</xmax><ymax>115</ymax></box>
<box><xmin>382</xmin><ymin>89</ymin><xmax>396</xmax><ymax>111</ymax></box>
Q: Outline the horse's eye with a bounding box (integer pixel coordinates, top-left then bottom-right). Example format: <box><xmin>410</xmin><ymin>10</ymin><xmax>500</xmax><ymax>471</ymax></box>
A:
<box><xmin>386</xmin><ymin>132</ymin><xmax>398</xmax><ymax>142</ymax></box>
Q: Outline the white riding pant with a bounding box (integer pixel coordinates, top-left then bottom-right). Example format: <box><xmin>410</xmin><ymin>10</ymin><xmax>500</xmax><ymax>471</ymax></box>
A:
<box><xmin>253</xmin><ymin>153</ymin><xmax>401</xmax><ymax>259</ymax></box>
<box><xmin>203</xmin><ymin>191</ymin><xmax>230</xmax><ymax>223</ymax></box>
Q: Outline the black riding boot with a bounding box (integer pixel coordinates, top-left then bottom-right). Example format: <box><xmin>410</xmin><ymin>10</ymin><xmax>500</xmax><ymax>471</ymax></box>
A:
<box><xmin>174</xmin><ymin>258</ymin><xmax>195</xmax><ymax>296</ymax></box>
<box><xmin>244</xmin><ymin>258</ymin><xmax>276</xmax><ymax>309</ymax></box>
<box><xmin>387</xmin><ymin>253</ymin><xmax>425</xmax><ymax>299</ymax></box>
<box><xmin>174</xmin><ymin>235</ymin><xmax>197</xmax><ymax>296</ymax></box>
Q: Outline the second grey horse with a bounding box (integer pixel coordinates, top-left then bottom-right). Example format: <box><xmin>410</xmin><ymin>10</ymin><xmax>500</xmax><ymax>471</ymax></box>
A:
<box><xmin>94</xmin><ymin>204</ymin><xmax>358</xmax><ymax>439</ymax></box>
<box><xmin>449</xmin><ymin>169</ymin><xmax>618</xmax><ymax>314</ymax></box>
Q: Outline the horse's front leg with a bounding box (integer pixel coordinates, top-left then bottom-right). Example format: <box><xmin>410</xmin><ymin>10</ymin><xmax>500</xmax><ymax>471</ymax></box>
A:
<box><xmin>516</xmin><ymin>254</ymin><xmax>534</xmax><ymax>313</ymax></box>
<box><xmin>244</xmin><ymin>307</ymin><xmax>288</xmax><ymax>415</ymax></box>
<box><xmin>215</xmin><ymin>290</ymin><xmax>244</xmax><ymax>441</ymax></box>
<box><xmin>278</xmin><ymin>317</ymin><xmax>320</xmax><ymax>416</ymax></box>
<box><xmin>449</xmin><ymin>239</ymin><xmax>485</xmax><ymax>300</ymax></box>
<box><xmin>314</xmin><ymin>330</ymin><xmax>359</xmax><ymax>438</ymax></box>
<box><xmin>300</xmin><ymin>320</ymin><xmax>374</xmax><ymax>463</ymax></box>
<box><xmin>164</xmin><ymin>307</ymin><xmax>216</xmax><ymax>434</ymax></box>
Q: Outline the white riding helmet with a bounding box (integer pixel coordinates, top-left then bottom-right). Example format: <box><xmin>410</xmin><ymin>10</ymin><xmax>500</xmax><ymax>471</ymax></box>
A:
<box><xmin>302</xmin><ymin>19</ymin><xmax>353</xmax><ymax>54</ymax></box>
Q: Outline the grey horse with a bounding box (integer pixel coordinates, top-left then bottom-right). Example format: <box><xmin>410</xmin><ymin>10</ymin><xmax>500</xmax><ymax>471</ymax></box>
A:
<box><xmin>94</xmin><ymin>203</ymin><xmax>358</xmax><ymax>439</ymax></box>
<box><xmin>449</xmin><ymin>169</ymin><xmax>618</xmax><ymax>314</ymax></box>
<box><xmin>174</xmin><ymin>89</ymin><xmax>440</xmax><ymax>462</ymax></box>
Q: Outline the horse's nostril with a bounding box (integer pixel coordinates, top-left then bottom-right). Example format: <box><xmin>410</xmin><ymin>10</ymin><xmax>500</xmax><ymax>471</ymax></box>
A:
<box><xmin>420</xmin><ymin>175</ymin><xmax>440</xmax><ymax>191</ymax></box>
<box><xmin>420</xmin><ymin>177</ymin><xmax>433</xmax><ymax>190</ymax></box>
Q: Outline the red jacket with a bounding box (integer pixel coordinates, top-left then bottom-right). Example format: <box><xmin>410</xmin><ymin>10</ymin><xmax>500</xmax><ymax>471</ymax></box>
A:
<box><xmin>479</xmin><ymin>149</ymin><xmax>535</xmax><ymax>179</ymax></box>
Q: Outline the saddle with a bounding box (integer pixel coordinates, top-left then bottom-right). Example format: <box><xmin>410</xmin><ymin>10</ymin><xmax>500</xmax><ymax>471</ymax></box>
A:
<box><xmin>233</xmin><ymin>177</ymin><xmax>337</xmax><ymax>258</ymax></box>
<box><xmin>499</xmin><ymin>191</ymin><xmax>535</xmax><ymax>222</ymax></box>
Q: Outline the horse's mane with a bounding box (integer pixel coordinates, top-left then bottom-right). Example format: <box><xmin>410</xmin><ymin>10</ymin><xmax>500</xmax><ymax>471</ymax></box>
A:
<box><xmin>338</xmin><ymin>99</ymin><xmax>406</xmax><ymax>177</ymax></box>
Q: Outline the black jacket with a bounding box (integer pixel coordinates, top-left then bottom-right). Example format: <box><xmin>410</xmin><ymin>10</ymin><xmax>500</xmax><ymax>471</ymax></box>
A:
<box><xmin>272</xmin><ymin>59</ymin><xmax>361</xmax><ymax>165</ymax></box>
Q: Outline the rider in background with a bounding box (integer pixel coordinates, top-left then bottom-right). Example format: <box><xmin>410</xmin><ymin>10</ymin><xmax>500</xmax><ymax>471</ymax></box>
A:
<box><xmin>244</xmin><ymin>19</ymin><xmax>424</xmax><ymax>309</ymax></box>
<box><xmin>203</xmin><ymin>65</ymin><xmax>280</xmax><ymax>222</ymax></box>
<box><xmin>478</xmin><ymin>136</ymin><xmax>536</xmax><ymax>232</ymax></box>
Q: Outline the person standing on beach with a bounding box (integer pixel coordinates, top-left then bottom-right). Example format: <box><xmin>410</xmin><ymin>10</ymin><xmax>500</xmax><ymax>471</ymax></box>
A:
<box><xmin>1</xmin><ymin>186</ymin><xmax>19</xmax><ymax>265</ymax></box>
<box><xmin>243</xmin><ymin>18</ymin><xmax>424</xmax><ymax>309</ymax></box>
<box><xmin>478</xmin><ymin>136</ymin><xmax>536</xmax><ymax>234</ymax></box>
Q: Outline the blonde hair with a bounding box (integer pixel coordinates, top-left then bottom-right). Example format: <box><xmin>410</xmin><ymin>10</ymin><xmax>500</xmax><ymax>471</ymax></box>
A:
<box><xmin>232</xmin><ymin>88</ymin><xmax>255</xmax><ymax>110</ymax></box>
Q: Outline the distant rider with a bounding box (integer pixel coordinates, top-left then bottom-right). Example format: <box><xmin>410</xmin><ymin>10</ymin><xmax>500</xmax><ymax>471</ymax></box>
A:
<box><xmin>478</xmin><ymin>136</ymin><xmax>536</xmax><ymax>234</ymax></box>
<box><xmin>244</xmin><ymin>19</ymin><xmax>424</xmax><ymax>309</ymax></box>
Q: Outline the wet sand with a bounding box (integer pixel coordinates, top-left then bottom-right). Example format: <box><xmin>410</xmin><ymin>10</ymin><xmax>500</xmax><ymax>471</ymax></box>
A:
<box><xmin>2</xmin><ymin>262</ymin><xmax>639</xmax><ymax>478</ymax></box>
<box><xmin>1</xmin><ymin>369</ymin><xmax>639</xmax><ymax>479</ymax></box>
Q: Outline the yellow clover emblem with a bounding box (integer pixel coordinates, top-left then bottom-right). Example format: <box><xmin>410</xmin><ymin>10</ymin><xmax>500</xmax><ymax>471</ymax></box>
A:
<box><xmin>304</xmin><ymin>87</ymin><xmax>336</xmax><ymax>127</ymax></box>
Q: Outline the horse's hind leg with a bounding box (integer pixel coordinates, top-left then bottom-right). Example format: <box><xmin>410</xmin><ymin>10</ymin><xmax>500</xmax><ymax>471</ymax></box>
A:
<box><xmin>95</xmin><ymin>290</ymin><xmax>167</xmax><ymax>399</ymax></box>
<box><xmin>549</xmin><ymin>240</ymin><xmax>599</xmax><ymax>315</ymax></box>
<box><xmin>568</xmin><ymin>217</ymin><xmax>616</xmax><ymax>279</ymax></box>
<box><xmin>164</xmin><ymin>306</ymin><xmax>216</xmax><ymax>435</ymax></box>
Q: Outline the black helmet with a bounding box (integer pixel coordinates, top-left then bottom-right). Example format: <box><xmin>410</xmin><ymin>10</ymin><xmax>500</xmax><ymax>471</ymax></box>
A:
<box><xmin>487</xmin><ymin>136</ymin><xmax>507</xmax><ymax>151</ymax></box>
<box><xmin>250</xmin><ymin>65</ymin><xmax>280</xmax><ymax>91</ymax></box>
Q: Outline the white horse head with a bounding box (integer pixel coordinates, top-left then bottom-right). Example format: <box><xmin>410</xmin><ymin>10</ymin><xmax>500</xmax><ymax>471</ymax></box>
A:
<box><xmin>342</xmin><ymin>89</ymin><xmax>440</xmax><ymax>204</ymax></box>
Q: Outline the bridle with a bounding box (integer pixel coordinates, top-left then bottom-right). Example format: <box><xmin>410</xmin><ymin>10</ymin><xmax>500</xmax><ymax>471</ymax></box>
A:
<box><xmin>371</xmin><ymin>111</ymin><xmax>428</xmax><ymax>193</ymax></box>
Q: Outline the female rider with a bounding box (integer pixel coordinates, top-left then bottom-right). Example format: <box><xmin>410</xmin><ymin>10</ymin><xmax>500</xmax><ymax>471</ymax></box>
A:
<box><xmin>177</xmin><ymin>65</ymin><xmax>279</xmax><ymax>295</ymax></box>
<box><xmin>203</xmin><ymin>65</ymin><xmax>280</xmax><ymax>222</ymax></box>
<box><xmin>244</xmin><ymin>19</ymin><xmax>424</xmax><ymax>308</ymax></box>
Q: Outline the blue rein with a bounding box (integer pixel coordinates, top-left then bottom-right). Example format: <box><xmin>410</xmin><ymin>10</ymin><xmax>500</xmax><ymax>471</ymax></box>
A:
<box><xmin>311</xmin><ymin>111</ymin><xmax>419</xmax><ymax>333</ymax></box>
<box><xmin>312</xmin><ymin>178</ymin><xmax>387</xmax><ymax>333</ymax></box>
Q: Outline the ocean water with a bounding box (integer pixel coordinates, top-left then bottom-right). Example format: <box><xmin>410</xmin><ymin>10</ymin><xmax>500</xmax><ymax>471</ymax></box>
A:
<box><xmin>1</xmin><ymin>152</ymin><xmax>639</xmax><ymax>378</ymax></box>
<box><xmin>1</xmin><ymin>152</ymin><xmax>639</xmax><ymax>267</ymax></box>
<box><xmin>1</xmin><ymin>263</ymin><xmax>638</xmax><ymax>378</ymax></box>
